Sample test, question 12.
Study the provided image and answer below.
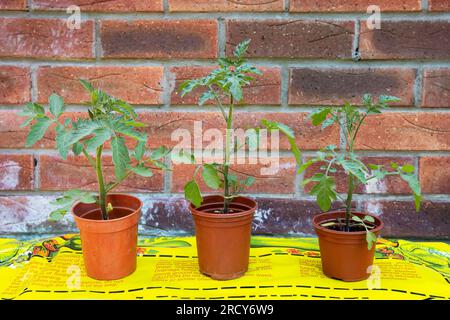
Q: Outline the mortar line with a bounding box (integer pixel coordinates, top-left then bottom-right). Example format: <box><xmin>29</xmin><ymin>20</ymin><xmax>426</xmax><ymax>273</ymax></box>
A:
<box><xmin>352</xmin><ymin>19</ymin><xmax>361</xmax><ymax>62</ymax></box>
<box><xmin>1</xmin><ymin>11</ymin><xmax>450</xmax><ymax>20</ymax></box>
<box><xmin>422</xmin><ymin>0</ymin><xmax>429</xmax><ymax>12</ymax></box>
<box><xmin>94</xmin><ymin>18</ymin><xmax>101</xmax><ymax>61</ymax></box>
<box><xmin>414</xmin><ymin>67</ymin><xmax>424</xmax><ymax>108</ymax></box>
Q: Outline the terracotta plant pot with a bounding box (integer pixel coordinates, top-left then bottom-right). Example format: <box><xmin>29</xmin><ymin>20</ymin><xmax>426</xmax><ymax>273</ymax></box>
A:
<box><xmin>72</xmin><ymin>193</ymin><xmax>142</xmax><ymax>280</ymax></box>
<box><xmin>313</xmin><ymin>211</ymin><xmax>384</xmax><ymax>282</ymax></box>
<box><xmin>190</xmin><ymin>195</ymin><xmax>256</xmax><ymax>280</ymax></box>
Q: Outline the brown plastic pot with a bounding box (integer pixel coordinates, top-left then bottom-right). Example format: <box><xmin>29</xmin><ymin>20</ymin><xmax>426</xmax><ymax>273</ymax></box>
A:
<box><xmin>313</xmin><ymin>211</ymin><xmax>384</xmax><ymax>282</ymax></box>
<box><xmin>190</xmin><ymin>195</ymin><xmax>256</xmax><ymax>280</ymax></box>
<box><xmin>72</xmin><ymin>193</ymin><xmax>142</xmax><ymax>280</ymax></box>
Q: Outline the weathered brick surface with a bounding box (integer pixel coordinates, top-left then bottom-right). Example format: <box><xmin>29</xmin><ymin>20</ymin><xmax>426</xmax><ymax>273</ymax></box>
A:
<box><xmin>303</xmin><ymin>157</ymin><xmax>414</xmax><ymax>194</ymax></box>
<box><xmin>0</xmin><ymin>0</ymin><xmax>26</xmax><ymax>10</ymax></box>
<box><xmin>37</xmin><ymin>66</ymin><xmax>163</xmax><ymax>105</ymax></box>
<box><xmin>421</xmin><ymin>68</ymin><xmax>450</xmax><ymax>108</ymax></box>
<box><xmin>0</xmin><ymin>154</ymin><xmax>34</xmax><ymax>190</ymax></box>
<box><xmin>0</xmin><ymin>66</ymin><xmax>30</xmax><ymax>104</ymax></box>
<box><xmin>39</xmin><ymin>155</ymin><xmax>164</xmax><ymax>192</ymax></box>
<box><xmin>290</xmin><ymin>0</ymin><xmax>421</xmax><ymax>12</ymax></box>
<box><xmin>226</xmin><ymin>20</ymin><xmax>354</xmax><ymax>59</ymax></box>
<box><xmin>0</xmin><ymin>18</ymin><xmax>94</xmax><ymax>59</ymax></box>
<box><xmin>354</xmin><ymin>113</ymin><xmax>450</xmax><ymax>151</ymax></box>
<box><xmin>140</xmin><ymin>111</ymin><xmax>339</xmax><ymax>151</ymax></box>
<box><xmin>33</xmin><ymin>0</ymin><xmax>163</xmax><ymax>12</ymax></box>
<box><xmin>171</xmin><ymin>156</ymin><xmax>297</xmax><ymax>194</ymax></box>
<box><xmin>170</xmin><ymin>66</ymin><xmax>281</xmax><ymax>105</ymax></box>
<box><xmin>420</xmin><ymin>157</ymin><xmax>450</xmax><ymax>194</ymax></box>
<box><xmin>429</xmin><ymin>0</ymin><xmax>450</xmax><ymax>11</ymax></box>
<box><xmin>169</xmin><ymin>0</ymin><xmax>284</xmax><ymax>12</ymax></box>
<box><xmin>101</xmin><ymin>20</ymin><xmax>218</xmax><ymax>59</ymax></box>
<box><xmin>359</xmin><ymin>21</ymin><xmax>450</xmax><ymax>60</ymax></box>
<box><xmin>360</xmin><ymin>200</ymin><xmax>450</xmax><ymax>239</ymax></box>
<box><xmin>289</xmin><ymin>68</ymin><xmax>416</xmax><ymax>106</ymax></box>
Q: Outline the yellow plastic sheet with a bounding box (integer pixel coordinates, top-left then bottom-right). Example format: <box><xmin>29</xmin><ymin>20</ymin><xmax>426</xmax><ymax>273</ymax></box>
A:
<box><xmin>0</xmin><ymin>235</ymin><xmax>449</xmax><ymax>300</ymax></box>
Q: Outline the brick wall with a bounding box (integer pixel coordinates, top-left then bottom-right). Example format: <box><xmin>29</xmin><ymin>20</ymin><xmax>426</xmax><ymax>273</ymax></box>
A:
<box><xmin>0</xmin><ymin>1</ymin><xmax>449</xmax><ymax>239</ymax></box>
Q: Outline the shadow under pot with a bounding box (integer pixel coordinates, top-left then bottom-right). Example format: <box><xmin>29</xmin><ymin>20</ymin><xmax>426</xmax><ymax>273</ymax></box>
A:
<box><xmin>190</xmin><ymin>195</ymin><xmax>256</xmax><ymax>280</ymax></box>
<box><xmin>313</xmin><ymin>211</ymin><xmax>384</xmax><ymax>282</ymax></box>
<box><xmin>72</xmin><ymin>193</ymin><xmax>142</xmax><ymax>280</ymax></box>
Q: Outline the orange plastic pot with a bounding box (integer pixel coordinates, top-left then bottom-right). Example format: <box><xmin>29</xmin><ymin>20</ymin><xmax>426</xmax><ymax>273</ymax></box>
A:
<box><xmin>313</xmin><ymin>211</ymin><xmax>384</xmax><ymax>282</ymax></box>
<box><xmin>72</xmin><ymin>193</ymin><xmax>142</xmax><ymax>280</ymax></box>
<box><xmin>190</xmin><ymin>195</ymin><xmax>256</xmax><ymax>280</ymax></box>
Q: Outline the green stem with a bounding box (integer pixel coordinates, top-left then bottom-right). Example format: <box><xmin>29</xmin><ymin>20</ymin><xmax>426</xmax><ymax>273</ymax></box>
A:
<box><xmin>223</xmin><ymin>96</ymin><xmax>234</xmax><ymax>213</ymax></box>
<box><xmin>96</xmin><ymin>145</ymin><xmax>108</xmax><ymax>220</ymax></box>
<box><xmin>345</xmin><ymin>173</ymin><xmax>355</xmax><ymax>231</ymax></box>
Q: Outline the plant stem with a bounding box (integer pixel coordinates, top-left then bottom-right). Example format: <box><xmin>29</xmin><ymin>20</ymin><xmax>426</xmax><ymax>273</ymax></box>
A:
<box><xmin>96</xmin><ymin>145</ymin><xmax>108</xmax><ymax>220</ymax></box>
<box><xmin>223</xmin><ymin>96</ymin><xmax>234</xmax><ymax>213</ymax></box>
<box><xmin>344</xmin><ymin>173</ymin><xmax>355</xmax><ymax>231</ymax></box>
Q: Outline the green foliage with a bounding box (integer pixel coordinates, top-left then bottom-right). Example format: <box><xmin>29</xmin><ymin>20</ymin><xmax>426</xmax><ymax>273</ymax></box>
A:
<box><xmin>179</xmin><ymin>40</ymin><xmax>261</xmax><ymax>211</ymax></box>
<box><xmin>20</xmin><ymin>80</ymin><xmax>169</xmax><ymax>220</ymax></box>
<box><xmin>264</xmin><ymin>94</ymin><xmax>422</xmax><ymax>249</ymax></box>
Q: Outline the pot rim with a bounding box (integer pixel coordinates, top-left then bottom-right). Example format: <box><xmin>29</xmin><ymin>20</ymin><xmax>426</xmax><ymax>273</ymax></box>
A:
<box><xmin>189</xmin><ymin>195</ymin><xmax>257</xmax><ymax>219</ymax></box>
<box><xmin>312</xmin><ymin>210</ymin><xmax>384</xmax><ymax>236</ymax></box>
<box><xmin>71</xmin><ymin>193</ymin><xmax>142</xmax><ymax>224</ymax></box>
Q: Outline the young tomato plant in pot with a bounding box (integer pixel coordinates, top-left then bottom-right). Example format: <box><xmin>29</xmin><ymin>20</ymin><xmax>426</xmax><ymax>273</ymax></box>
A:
<box><xmin>179</xmin><ymin>40</ymin><xmax>260</xmax><ymax>280</ymax></box>
<box><xmin>20</xmin><ymin>80</ymin><xmax>169</xmax><ymax>280</ymax></box>
<box><xmin>266</xmin><ymin>95</ymin><xmax>422</xmax><ymax>281</ymax></box>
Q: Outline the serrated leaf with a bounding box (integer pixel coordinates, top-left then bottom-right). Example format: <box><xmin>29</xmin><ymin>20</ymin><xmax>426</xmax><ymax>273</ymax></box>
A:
<box><xmin>111</xmin><ymin>120</ymin><xmax>146</xmax><ymax>142</ymax></box>
<box><xmin>25</xmin><ymin>117</ymin><xmax>53</xmax><ymax>147</ymax></box>
<box><xmin>309</xmin><ymin>174</ymin><xmax>337</xmax><ymax>212</ymax></box>
<box><xmin>150</xmin><ymin>146</ymin><xmax>169</xmax><ymax>161</ymax></box>
<box><xmin>85</xmin><ymin>127</ymin><xmax>111</xmax><ymax>153</ymax></box>
<box><xmin>72</xmin><ymin>141</ymin><xmax>83</xmax><ymax>156</ymax></box>
<box><xmin>55</xmin><ymin>124</ymin><xmax>71</xmax><ymax>160</ymax></box>
<box><xmin>133</xmin><ymin>138</ymin><xmax>146</xmax><ymax>161</ymax></box>
<box><xmin>79</xmin><ymin>79</ymin><xmax>95</xmax><ymax>92</ymax></box>
<box><xmin>233</xmin><ymin>39</ymin><xmax>251</xmax><ymax>58</ymax></box>
<box><xmin>49</xmin><ymin>93</ymin><xmax>65</xmax><ymax>117</ymax></box>
<box><xmin>184</xmin><ymin>180</ymin><xmax>202</xmax><ymax>208</ymax></box>
<box><xmin>130</xmin><ymin>165</ymin><xmax>153</xmax><ymax>177</ymax></box>
<box><xmin>310</xmin><ymin>108</ymin><xmax>331</xmax><ymax>126</ymax></box>
<box><xmin>340</xmin><ymin>159</ymin><xmax>367</xmax><ymax>184</ymax></box>
<box><xmin>202</xmin><ymin>164</ymin><xmax>221</xmax><ymax>189</ymax></box>
<box><xmin>111</xmin><ymin>136</ymin><xmax>130</xmax><ymax>180</ymax></box>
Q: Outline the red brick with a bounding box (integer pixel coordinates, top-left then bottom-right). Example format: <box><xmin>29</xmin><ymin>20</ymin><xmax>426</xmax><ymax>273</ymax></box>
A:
<box><xmin>0</xmin><ymin>66</ymin><xmax>30</xmax><ymax>104</ymax></box>
<box><xmin>420</xmin><ymin>157</ymin><xmax>450</xmax><ymax>194</ymax></box>
<box><xmin>0</xmin><ymin>18</ymin><xmax>94</xmax><ymax>59</ymax></box>
<box><xmin>354</xmin><ymin>113</ymin><xmax>450</xmax><ymax>151</ymax></box>
<box><xmin>39</xmin><ymin>155</ymin><xmax>164</xmax><ymax>192</ymax></box>
<box><xmin>171</xmin><ymin>156</ymin><xmax>297</xmax><ymax>194</ymax></box>
<box><xmin>170</xmin><ymin>66</ymin><xmax>281</xmax><ymax>105</ymax></box>
<box><xmin>303</xmin><ymin>156</ymin><xmax>414</xmax><ymax>194</ymax></box>
<box><xmin>289</xmin><ymin>68</ymin><xmax>415</xmax><ymax>106</ymax></box>
<box><xmin>169</xmin><ymin>0</ymin><xmax>284</xmax><ymax>12</ymax></box>
<box><xmin>359</xmin><ymin>21</ymin><xmax>450</xmax><ymax>60</ymax></box>
<box><xmin>0</xmin><ymin>154</ymin><xmax>34</xmax><ymax>190</ymax></box>
<box><xmin>226</xmin><ymin>20</ymin><xmax>354</xmax><ymax>59</ymax></box>
<box><xmin>33</xmin><ymin>0</ymin><xmax>163</xmax><ymax>12</ymax></box>
<box><xmin>290</xmin><ymin>0</ymin><xmax>421</xmax><ymax>12</ymax></box>
<box><xmin>422</xmin><ymin>68</ymin><xmax>450</xmax><ymax>108</ymax></box>
<box><xmin>0</xmin><ymin>0</ymin><xmax>26</xmax><ymax>10</ymax></box>
<box><xmin>37</xmin><ymin>66</ymin><xmax>163</xmax><ymax>105</ymax></box>
<box><xmin>429</xmin><ymin>0</ymin><xmax>450</xmax><ymax>11</ymax></box>
<box><xmin>0</xmin><ymin>110</ymin><xmax>32</xmax><ymax>149</ymax></box>
<box><xmin>100</xmin><ymin>20</ymin><xmax>218</xmax><ymax>59</ymax></box>
<box><xmin>140</xmin><ymin>111</ymin><xmax>339</xmax><ymax>151</ymax></box>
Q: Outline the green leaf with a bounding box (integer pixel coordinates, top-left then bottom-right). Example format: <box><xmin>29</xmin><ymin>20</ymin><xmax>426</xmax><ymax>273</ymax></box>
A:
<box><xmin>202</xmin><ymin>164</ymin><xmax>221</xmax><ymax>189</ymax></box>
<box><xmin>55</xmin><ymin>124</ymin><xmax>71</xmax><ymax>160</ymax></box>
<box><xmin>85</xmin><ymin>127</ymin><xmax>111</xmax><ymax>153</ymax></box>
<box><xmin>67</xmin><ymin>120</ymin><xmax>99</xmax><ymax>146</ymax></box>
<box><xmin>184</xmin><ymin>180</ymin><xmax>202</xmax><ymax>208</ymax></box>
<box><xmin>111</xmin><ymin>120</ymin><xmax>146</xmax><ymax>142</ymax></box>
<box><xmin>49</xmin><ymin>209</ymin><xmax>66</xmax><ymax>222</ymax></box>
<box><xmin>352</xmin><ymin>215</ymin><xmax>363</xmax><ymax>222</ymax></box>
<box><xmin>19</xmin><ymin>102</ymin><xmax>45</xmax><ymax>117</ymax></box>
<box><xmin>233</xmin><ymin>39</ymin><xmax>251</xmax><ymax>58</ymax></box>
<box><xmin>130</xmin><ymin>165</ymin><xmax>153</xmax><ymax>177</ymax></box>
<box><xmin>79</xmin><ymin>79</ymin><xmax>95</xmax><ymax>92</ymax></box>
<box><xmin>198</xmin><ymin>90</ymin><xmax>215</xmax><ymax>106</ymax></box>
<box><xmin>49</xmin><ymin>93</ymin><xmax>65</xmax><ymax>117</ymax></box>
<box><xmin>133</xmin><ymin>138</ymin><xmax>146</xmax><ymax>161</ymax></box>
<box><xmin>364</xmin><ymin>215</ymin><xmax>375</xmax><ymax>223</ymax></box>
<box><xmin>25</xmin><ymin>117</ymin><xmax>53</xmax><ymax>147</ymax></box>
<box><xmin>401</xmin><ymin>164</ymin><xmax>415</xmax><ymax>173</ymax></box>
<box><xmin>400</xmin><ymin>173</ymin><xmax>422</xmax><ymax>212</ymax></box>
<box><xmin>72</xmin><ymin>142</ymin><xmax>83</xmax><ymax>156</ymax></box>
<box><xmin>243</xmin><ymin>176</ymin><xmax>255</xmax><ymax>187</ymax></box>
<box><xmin>111</xmin><ymin>136</ymin><xmax>130</xmax><ymax>180</ymax></box>
<box><xmin>150</xmin><ymin>146</ymin><xmax>169</xmax><ymax>161</ymax></box>
<box><xmin>172</xmin><ymin>149</ymin><xmax>195</xmax><ymax>164</ymax></box>
<box><xmin>340</xmin><ymin>159</ymin><xmax>367</xmax><ymax>184</ymax></box>
<box><xmin>309</xmin><ymin>174</ymin><xmax>337</xmax><ymax>212</ymax></box>
<box><xmin>310</xmin><ymin>108</ymin><xmax>331</xmax><ymax>126</ymax></box>
<box><xmin>366</xmin><ymin>231</ymin><xmax>378</xmax><ymax>250</ymax></box>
